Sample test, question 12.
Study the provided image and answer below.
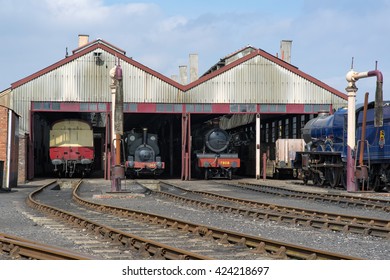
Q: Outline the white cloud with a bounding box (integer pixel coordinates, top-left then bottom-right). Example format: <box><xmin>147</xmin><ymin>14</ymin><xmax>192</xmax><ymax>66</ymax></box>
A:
<box><xmin>160</xmin><ymin>16</ymin><xmax>188</xmax><ymax>32</ymax></box>
<box><xmin>0</xmin><ymin>0</ymin><xmax>389</xmax><ymax>102</ymax></box>
<box><xmin>45</xmin><ymin>0</ymin><xmax>108</xmax><ymax>22</ymax></box>
<box><xmin>43</xmin><ymin>0</ymin><xmax>157</xmax><ymax>25</ymax></box>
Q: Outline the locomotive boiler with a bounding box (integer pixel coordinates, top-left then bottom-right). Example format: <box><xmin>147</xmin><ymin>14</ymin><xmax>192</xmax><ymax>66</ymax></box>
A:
<box><xmin>294</xmin><ymin>101</ymin><xmax>390</xmax><ymax>192</ymax></box>
<box><xmin>124</xmin><ymin>128</ymin><xmax>165</xmax><ymax>177</ymax></box>
<box><xmin>49</xmin><ymin>119</ymin><xmax>94</xmax><ymax>177</ymax></box>
<box><xmin>193</xmin><ymin>126</ymin><xmax>240</xmax><ymax>180</ymax></box>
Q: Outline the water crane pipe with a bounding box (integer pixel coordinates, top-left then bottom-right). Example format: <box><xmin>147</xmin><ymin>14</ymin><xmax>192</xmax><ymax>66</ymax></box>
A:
<box><xmin>346</xmin><ymin>69</ymin><xmax>383</xmax><ymax>127</ymax></box>
<box><xmin>345</xmin><ymin>68</ymin><xmax>383</xmax><ymax>192</ymax></box>
<box><xmin>359</xmin><ymin>92</ymin><xmax>369</xmax><ymax>167</ymax></box>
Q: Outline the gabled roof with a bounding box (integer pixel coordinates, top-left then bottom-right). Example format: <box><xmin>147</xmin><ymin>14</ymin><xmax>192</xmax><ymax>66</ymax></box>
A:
<box><xmin>10</xmin><ymin>38</ymin><xmax>346</xmax><ymax>101</ymax></box>
<box><xmin>72</xmin><ymin>38</ymin><xmax>126</xmax><ymax>56</ymax></box>
<box><xmin>195</xmin><ymin>46</ymin><xmax>346</xmax><ymax>100</ymax></box>
<box><xmin>202</xmin><ymin>45</ymin><xmax>257</xmax><ymax>76</ymax></box>
<box><xmin>11</xmin><ymin>39</ymin><xmax>182</xmax><ymax>90</ymax></box>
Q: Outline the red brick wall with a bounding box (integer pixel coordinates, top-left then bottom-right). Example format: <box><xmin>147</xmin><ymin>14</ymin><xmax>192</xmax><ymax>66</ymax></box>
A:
<box><xmin>18</xmin><ymin>135</ymin><xmax>27</xmax><ymax>184</ymax></box>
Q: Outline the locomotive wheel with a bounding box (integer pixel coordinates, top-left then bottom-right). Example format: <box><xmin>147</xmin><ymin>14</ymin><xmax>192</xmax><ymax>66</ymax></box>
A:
<box><xmin>327</xmin><ymin>168</ymin><xmax>341</xmax><ymax>188</ymax></box>
<box><xmin>313</xmin><ymin>173</ymin><xmax>325</xmax><ymax>186</ymax></box>
<box><xmin>302</xmin><ymin>171</ymin><xmax>310</xmax><ymax>185</ymax></box>
<box><xmin>312</xmin><ymin>174</ymin><xmax>319</xmax><ymax>185</ymax></box>
<box><xmin>341</xmin><ymin>172</ymin><xmax>347</xmax><ymax>190</ymax></box>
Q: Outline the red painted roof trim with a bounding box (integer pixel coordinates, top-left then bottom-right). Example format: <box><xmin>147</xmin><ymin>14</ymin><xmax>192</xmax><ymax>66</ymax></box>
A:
<box><xmin>184</xmin><ymin>49</ymin><xmax>346</xmax><ymax>100</ymax></box>
<box><xmin>10</xmin><ymin>40</ymin><xmax>347</xmax><ymax>101</ymax></box>
<box><xmin>11</xmin><ymin>41</ymin><xmax>182</xmax><ymax>90</ymax></box>
<box><xmin>12</xmin><ymin>44</ymin><xmax>97</xmax><ymax>89</ymax></box>
<box><xmin>256</xmin><ymin>49</ymin><xmax>346</xmax><ymax>100</ymax></box>
<box><xmin>72</xmin><ymin>39</ymin><xmax>126</xmax><ymax>55</ymax></box>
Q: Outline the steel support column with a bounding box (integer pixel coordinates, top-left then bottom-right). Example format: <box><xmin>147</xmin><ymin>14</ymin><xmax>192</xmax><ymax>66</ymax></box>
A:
<box><xmin>256</xmin><ymin>113</ymin><xmax>261</xmax><ymax>179</ymax></box>
<box><xmin>180</xmin><ymin>113</ymin><xmax>192</xmax><ymax>180</ymax></box>
<box><xmin>345</xmin><ymin>84</ymin><xmax>357</xmax><ymax>192</ymax></box>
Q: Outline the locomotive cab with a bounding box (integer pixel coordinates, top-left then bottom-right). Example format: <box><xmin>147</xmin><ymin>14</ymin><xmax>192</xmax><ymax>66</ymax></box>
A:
<box><xmin>49</xmin><ymin>119</ymin><xmax>95</xmax><ymax>178</ymax></box>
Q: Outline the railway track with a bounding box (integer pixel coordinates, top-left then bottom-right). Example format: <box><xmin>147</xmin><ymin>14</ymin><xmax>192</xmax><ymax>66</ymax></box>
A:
<box><xmin>157</xmin><ymin>182</ymin><xmax>390</xmax><ymax>239</ymax></box>
<box><xmin>27</xmin><ymin>180</ymin><xmax>208</xmax><ymax>260</ymax></box>
<box><xmin>233</xmin><ymin>181</ymin><xmax>390</xmax><ymax>212</ymax></box>
<box><xmin>0</xmin><ymin>232</ymin><xmax>91</xmax><ymax>260</ymax></box>
<box><xmin>28</xmin><ymin>180</ymin><xmax>359</xmax><ymax>260</ymax></box>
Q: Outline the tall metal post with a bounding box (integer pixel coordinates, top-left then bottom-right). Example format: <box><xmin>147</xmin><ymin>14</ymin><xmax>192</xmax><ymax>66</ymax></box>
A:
<box><xmin>345</xmin><ymin>68</ymin><xmax>384</xmax><ymax>192</ymax></box>
<box><xmin>255</xmin><ymin>114</ymin><xmax>261</xmax><ymax>179</ymax></box>
<box><xmin>345</xmin><ymin>78</ymin><xmax>357</xmax><ymax>192</ymax></box>
<box><xmin>110</xmin><ymin>61</ymin><xmax>125</xmax><ymax>192</ymax></box>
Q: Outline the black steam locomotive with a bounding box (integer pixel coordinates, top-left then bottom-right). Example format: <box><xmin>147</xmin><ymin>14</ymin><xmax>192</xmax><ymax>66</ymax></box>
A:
<box><xmin>124</xmin><ymin>128</ymin><xmax>165</xmax><ymax>177</ymax></box>
<box><xmin>193</xmin><ymin>125</ymin><xmax>240</xmax><ymax>179</ymax></box>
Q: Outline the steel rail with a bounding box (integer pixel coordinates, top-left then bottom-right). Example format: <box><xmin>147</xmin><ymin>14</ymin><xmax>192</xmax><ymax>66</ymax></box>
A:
<box><xmin>235</xmin><ymin>181</ymin><xmax>390</xmax><ymax>212</ymax></box>
<box><xmin>27</xmin><ymin>180</ymin><xmax>210</xmax><ymax>260</ymax></box>
<box><xmin>158</xmin><ymin>182</ymin><xmax>390</xmax><ymax>239</ymax></box>
<box><xmin>0</xmin><ymin>232</ymin><xmax>91</xmax><ymax>260</ymax></box>
<box><xmin>74</xmin><ymin>182</ymin><xmax>360</xmax><ymax>260</ymax></box>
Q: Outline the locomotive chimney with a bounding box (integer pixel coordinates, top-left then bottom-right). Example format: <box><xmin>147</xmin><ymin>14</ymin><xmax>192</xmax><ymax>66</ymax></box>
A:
<box><xmin>142</xmin><ymin>128</ymin><xmax>148</xmax><ymax>146</ymax></box>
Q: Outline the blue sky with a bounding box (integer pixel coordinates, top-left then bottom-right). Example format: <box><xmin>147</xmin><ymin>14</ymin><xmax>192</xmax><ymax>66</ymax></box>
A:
<box><xmin>1</xmin><ymin>0</ymin><xmax>389</xmax><ymax>103</ymax></box>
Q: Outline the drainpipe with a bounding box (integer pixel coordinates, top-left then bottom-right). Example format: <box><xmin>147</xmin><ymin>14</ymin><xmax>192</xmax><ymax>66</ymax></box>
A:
<box><xmin>345</xmin><ymin>68</ymin><xmax>383</xmax><ymax>192</ymax></box>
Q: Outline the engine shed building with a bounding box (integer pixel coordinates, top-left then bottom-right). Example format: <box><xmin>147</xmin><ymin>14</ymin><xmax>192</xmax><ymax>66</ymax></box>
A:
<box><xmin>0</xmin><ymin>35</ymin><xmax>347</xmax><ymax>183</ymax></box>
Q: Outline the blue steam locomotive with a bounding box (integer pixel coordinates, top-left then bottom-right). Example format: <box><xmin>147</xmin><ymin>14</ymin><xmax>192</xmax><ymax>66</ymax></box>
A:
<box><xmin>294</xmin><ymin>101</ymin><xmax>389</xmax><ymax>192</ymax></box>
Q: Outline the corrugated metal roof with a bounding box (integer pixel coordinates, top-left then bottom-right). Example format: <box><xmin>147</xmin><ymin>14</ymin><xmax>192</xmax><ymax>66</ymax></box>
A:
<box><xmin>7</xmin><ymin>38</ymin><xmax>347</xmax><ymax>134</ymax></box>
<box><xmin>185</xmin><ymin>54</ymin><xmax>346</xmax><ymax>107</ymax></box>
